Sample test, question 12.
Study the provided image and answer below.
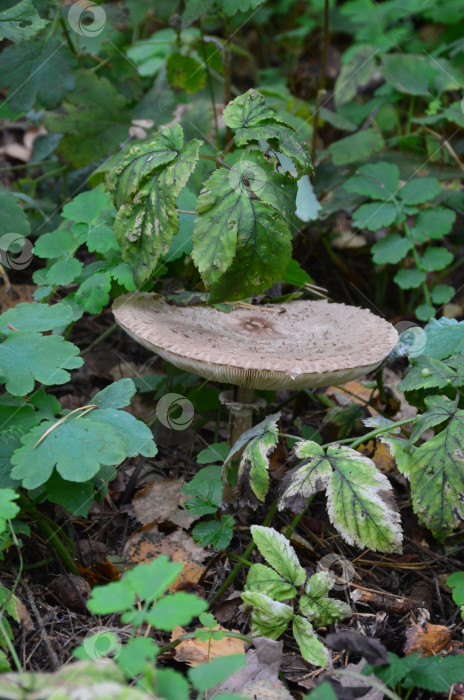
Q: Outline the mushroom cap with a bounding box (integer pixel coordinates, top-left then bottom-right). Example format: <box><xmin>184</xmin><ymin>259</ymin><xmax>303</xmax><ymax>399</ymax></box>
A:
<box><xmin>113</xmin><ymin>293</ymin><xmax>398</xmax><ymax>391</ymax></box>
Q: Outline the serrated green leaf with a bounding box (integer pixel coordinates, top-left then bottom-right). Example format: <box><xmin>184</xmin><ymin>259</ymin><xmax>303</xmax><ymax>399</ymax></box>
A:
<box><xmin>0</xmin><ymin>0</ymin><xmax>47</xmax><ymax>42</ymax></box>
<box><xmin>147</xmin><ymin>592</ymin><xmax>207</xmax><ymax>631</ymax></box>
<box><xmin>394</xmin><ymin>268</ymin><xmax>426</xmax><ymax>290</ymax></box>
<box><xmin>245</xmin><ymin>563</ymin><xmax>297</xmax><ymax>601</ymax></box>
<box><xmin>398</xmin><ymin>356</ymin><xmax>458</xmax><ymax>392</ymax></box>
<box><xmin>183</xmin><ymin>465</ymin><xmax>223</xmax><ymax>514</ymax></box>
<box><xmin>279</xmin><ymin>441</ymin><xmax>402</xmax><ymax>552</ymax></box>
<box><xmin>235</xmin><ymin>122</ymin><xmax>312</xmax><ymax>177</ymax></box>
<box><xmin>34</xmin><ymin>230</ymin><xmax>75</xmax><ymax>259</ymax></box>
<box><xmin>382</xmin><ymin>54</ymin><xmax>431</xmax><ymax>96</ymax></box>
<box><xmin>402</xmin><ymin>654</ymin><xmax>464</xmax><ymax>692</ymax></box>
<box><xmin>62</xmin><ymin>190</ymin><xmax>115</xmax><ymax>225</ymax></box>
<box><xmin>352</xmin><ymin>202</ymin><xmax>399</xmax><ymax>231</ymax></box>
<box><xmin>156</xmin><ymin>668</ymin><xmax>189</xmax><ymax>700</ymax></box>
<box><xmin>241</xmin><ymin>591</ymin><xmax>293</xmax><ymax>639</ymax></box>
<box><xmin>372</xmin><ymin>234</ymin><xmax>413</xmax><ymax>264</ymax></box>
<box><xmin>75</xmin><ymin>271</ymin><xmax>112</xmax><ymax>314</ymax></box>
<box><xmin>237</xmin><ymin>416</ymin><xmax>279</xmax><ymax>502</ymax></box>
<box><xmin>334</xmin><ymin>45</ymin><xmax>377</xmax><ymax>109</ymax></box>
<box><xmin>116</xmin><ymin>637</ymin><xmax>159</xmax><ymax>679</ymax></box>
<box><xmin>0</xmin><ymin>37</ymin><xmax>75</xmax><ymax>112</ymax></box>
<box><xmin>46</xmin><ymin>258</ymin><xmax>83</xmax><ymax>286</ymax></box>
<box><xmin>0</xmin><ymin>301</ymin><xmax>72</xmax><ymax>334</ymax></box>
<box><xmin>399</xmin><ymin>177</ymin><xmax>441</xmax><ymax>205</ymax></box>
<box><xmin>222</xmin><ymin>89</ymin><xmax>275</xmax><ymax>129</ymax></box>
<box><xmin>299</xmin><ymin>594</ymin><xmax>352</xmax><ymax>626</ymax></box>
<box><xmin>0</xmin><ymin>332</ymin><xmax>82</xmax><ymax>396</ymax></box>
<box><xmin>363</xmin><ymin>652</ymin><xmax>419</xmax><ymax>688</ymax></box>
<box><xmin>413</xmin><ymin>207</ymin><xmax>456</xmax><ymax>242</ymax></box>
<box><xmin>192</xmin><ymin>515</ymin><xmax>234</xmax><ymax>549</ymax></box>
<box><xmin>379</xmin><ymin>435</ymin><xmax>413</xmax><ymax>476</ymax></box>
<box><xmin>329</xmin><ymin>129</ymin><xmax>384</xmax><ymax>166</ymax></box>
<box><xmin>251</xmin><ymin>525</ymin><xmax>306</xmax><ymax>586</ymax></box>
<box><xmin>85</xmin><ymin>224</ymin><xmax>119</xmax><ymax>254</ymax></box>
<box><xmin>0</xmin><ymin>186</ymin><xmax>30</xmax><ymax>238</ymax></box>
<box><xmin>419</xmin><ymin>246</ymin><xmax>453</xmax><ymax>272</ymax></box>
<box><xmin>423</xmin><ymin>318</ymin><xmax>464</xmax><ymax>360</ymax></box>
<box><xmin>292</xmin><ymin>615</ymin><xmax>328</xmax><ymax>667</ymax></box>
<box><xmin>197</xmin><ymin>442</ymin><xmax>230</xmax><ymax>464</ymax></box>
<box><xmin>114</xmin><ymin>130</ymin><xmax>201</xmax><ymax>288</ymax></box>
<box><xmin>124</xmin><ymin>556</ymin><xmax>183</xmax><ymax>602</ymax></box>
<box><xmin>109</xmin><ymin>262</ymin><xmax>136</xmax><ymax>291</ymax></box>
<box><xmin>45</xmin><ymin>71</ymin><xmax>131</xmax><ymax>168</ymax></box>
<box><xmin>344</xmin><ymin>163</ymin><xmax>400</xmax><ymax>201</ymax></box>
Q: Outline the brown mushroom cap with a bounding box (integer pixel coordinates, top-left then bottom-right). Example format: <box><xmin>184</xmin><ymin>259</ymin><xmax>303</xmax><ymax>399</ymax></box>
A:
<box><xmin>113</xmin><ymin>293</ymin><xmax>398</xmax><ymax>391</ymax></box>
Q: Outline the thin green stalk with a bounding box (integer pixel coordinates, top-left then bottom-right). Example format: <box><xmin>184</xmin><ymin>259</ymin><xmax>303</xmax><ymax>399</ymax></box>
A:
<box><xmin>0</xmin><ymin>617</ymin><xmax>21</xmax><ymax>672</ymax></box>
<box><xmin>404</xmin><ymin>223</ymin><xmax>431</xmax><ymax>306</ymax></box>
<box><xmin>284</xmin><ymin>497</ymin><xmax>314</xmax><ymax>539</ymax></box>
<box><xmin>80</xmin><ymin>322</ymin><xmax>118</xmax><ymax>356</ymax></box>
<box><xmin>341</xmin><ymin>416</ymin><xmax>417</xmax><ymax>451</ymax></box>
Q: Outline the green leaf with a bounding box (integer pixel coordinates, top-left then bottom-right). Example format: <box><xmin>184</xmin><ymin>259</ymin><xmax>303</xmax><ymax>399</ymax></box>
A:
<box><xmin>116</xmin><ymin>637</ymin><xmax>158</xmax><ymax>679</ymax></box>
<box><xmin>292</xmin><ymin>615</ymin><xmax>328</xmax><ymax>667</ymax></box>
<box><xmin>398</xmin><ymin>356</ymin><xmax>458</xmax><ymax>392</ymax></box>
<box><xmin>447</xmin><ymin>571</ymin><xmax>464</xmax><ymax>606</ymax></box>
<box><xmin>382</xmin><ymin>54</ymin><xmax>432</xmax><ymax>96</ymax></box>
<box><xmin>75</xmin><ymin>271</ymin><xmax>112</xmax><ymax>314</ymax></box>
<box><xmin>379</xmin><ymin>435</ymin><xmax>413</xmax><ymax>477</ymax></box>
<box><xmin>241</xmin><ymin>591</ymin><xmax>293</xmax><ymax>639</ymax></box>
<box><xmin>413</xmin><ymin>207</ymin><xmax>456</xmax><ymax>242</ymax></box>
<box><xmin>156</xmin><ymin>668</ymin><xmax>189</xmax><ymax>700</ymax></box>
<box><xmin>87</xmin><ymin>579</ymin><xmax>136</xmax><ymax>615</ymax></box>
<box><xmin>363</xmin><ymin>652</ymin><xmax>419</xmax><ymax>688</ymax></box>
<box><xmin>415</xmin><ymin>303</ymin><xmax>436</xmax><ymax>322</ymax></box>
<box><xmin>344</xmin><ymin>163</ymin><xmax>400</xmax><ymax>201</ymax></box>
<box><xmin>188</xmin><ymin>655</ymin><xmax>246</xmax><ymax>692</ymax></box>
<box><xmin>352</xmin><ymin>202</ymin><xmax>399</xmax><ymax>231</ymax></box>
<box><xmin>0</xmin><ymin>37</ymin><xmax>75</xmax><ymax>112</ymax></box>
<box><xmin>0</xmin><ymin>301</ymin><xmax>72</xmax><ymax>334</ymax></box>
<box><xmin>45</xmin><ymin>72</ymin><xmax>131</xmax><ymax>168</ymax></box>
<box><xmin>34</xmin><ymin>230</ymin><xmax>75</xmax><ymax>259</ymax></box>
<box><xmin>11</xmin><ymin>401</ymin><xmax>156</xmax><ymax>489</ymax></box>
<box><xmin>147</xmin><ymin>592</ymin><xmax>207</xmax><ymax>631</ymax></box>
<box><xmin>394</xmin><ymin>268</ymin><xmax>426</xmax><ymax>290</ymax></box>
<box><xmin>0</xmin><ymin>186</ymin><xmax>30</xmax><ymax>238</ymax></box>
<box><xmin>44</xmin><ymin>472</ymin><xmax>95</xmax><ymax>517</ymax></box>
<box><xmin>197</xmin><ymin>443</ymin><xmax>230</xmax><ymax>464</ymax></box>
<box><xmin>304</xmin><ymin>682</ymin><xmax>338</xmax><ymax>700</ymax></box>
<box><xmin>251</xmin><ymin>525</ymin><xmax>306</xmax><ymax>586</ymax></box>
<box><xmin>300</xmin><ymin>594</ymin><xmax>352</xmax><ymax>626</ymax></box>
<box><xmin>237</xmin><ymin>415</ymin><xmax>279</xmax><ymax>502</ymax></box>
<box><xmin>402</xmin><ymin>654</ymin><xmax>464</xmax><ymax>692</ymax></box>
<box><xmin>109</xmin><ymin>262</ymin><xmax>136</xmax><ymax>291</ymax></box>
<box><xmin>166</xmin><ymin>52</ymin><xmax>206</xmax><ymax>93</ymax></box>
<box><xmin>0</xmin><ymin>0</ymin><xmax>47</xmax><ymax>42</ymax></box>
<box><xmin>431</xmin><ymin>285</ymin><xmax>454</xmax><ymax>305</ymax></box>
<box><xmin>193</xmin><ymin>169</ymin><xmax>292</xmax><ymax>302</ymax></box>
<box><xmin>92</xmin><ymin>378</ymin><xmax>136</xmax><ymax>409</ymax></box>
<box><xmin>222</xmin><ymin>89</ymin><xmax>275</xmax><ymax>129</ymax></box>
<box><xmin>409</xmin><ymin>408</ymin><xmax>464</xmax><ymax>536</ymax></box>
<box><xmin>124</xmin><ymin>556</ymin><xmax>183</xmax><ymax>602</ymax></box>
<box><xmin>0</xmin><ymin>490</ymin><xmax>19</xmax><ymax>532</ymax></box>
<box><xmin>183</xmin><ymin>465</ymin><xmax>223</xmax><ymax>515</ymax></box>
<box><xmin>423</xmin><ymin>318</ymin><xmax>464</xmax><ymax>360</ymax></box>
<box><xmin>372</xmin><ymin>234</ymin><xmax>413</xmax><ymax>264</ymax></box>
<box><xmin>400</xmin><ymin>177</ymin><xmax>441</xmax><ymax>205</ymax></box>
<box><xmin>46</xmin><ymin>258</ymin><xmax>83</xmax><ymax>286</ymax></box>
<box><xmin>191</xmin><ymin>515</ymin><xmax>234</xmax><ymax>550</ymax></box>
<box><xmin>245</xmin><ymin>563</ymin><xmax>297</xmax><ymax>601</ymax></box>
<box><xmin>334</xmin><ymin>46</ymin><xmax>377</xmax><ymax>109</ymax></box>
<box><xmin>0</xmin><ymin>332</ymin><xmax>82</xmax><ymax>396</ymax></box>
<box><xmin>279</xmin><ymin>441</ymin><xmax>402</xmax><ymax>552</ymax></box>
<box><xmin>220</xmin><ymin>0</ymin><xmax>266</xmax><ymax>14</ymax></box>
<box><xmin>113</xmin><ymin>127</ymin><xmax>201</xmax><ymax>288</ymax></box>
<box><xmin>329</xmin><ymin>129</ymin><xmax>385</xmax><ymax>166</ymax></box>
<box><xmin>235</xmin><ymin>122</ymin><xmax>312</xmax><ymax>177</ymax></box>
<box><xmin>86</xmin><ymin>224</ymin><xmax>119</xmax><ymax>254</ymax></box>
<box><xmin>182</xmin><ymin>0</ymin><xmax>216</xmax><ymax>27</ymax></box>
<box><xmin>62</xmin><ymin>190</ymin><xmax>115</xmax><ymax>225</ymax></box>
<box><xmin>419</xmin><ymin>247</ymin><xmax>453</xmax><ymax>272</ymax></box>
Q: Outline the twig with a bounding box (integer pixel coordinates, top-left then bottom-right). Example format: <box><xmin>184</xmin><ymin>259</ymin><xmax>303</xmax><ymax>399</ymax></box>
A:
<box><xmin>22</xmin><ymin>578</ymin><xmax>60</xmax><ymax>670</ymax></box>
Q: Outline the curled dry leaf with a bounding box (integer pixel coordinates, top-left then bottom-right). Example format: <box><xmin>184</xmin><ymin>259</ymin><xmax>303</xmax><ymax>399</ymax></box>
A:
<box><xmin>171</xmin><ymin>624</ymin><xmax>245</xmax><ymax>666</ymax></box>
<box><xmin>404</xmin><ymin>622</ymin><xmax>453</xmax><ymax>657</ymax></box>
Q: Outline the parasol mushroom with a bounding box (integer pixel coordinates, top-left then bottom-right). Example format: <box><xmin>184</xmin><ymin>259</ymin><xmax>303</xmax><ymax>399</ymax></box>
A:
<box><xmin>113</xmin><ymin>293</ymin><xmax>398</xmax><ymax>450</ymax></box>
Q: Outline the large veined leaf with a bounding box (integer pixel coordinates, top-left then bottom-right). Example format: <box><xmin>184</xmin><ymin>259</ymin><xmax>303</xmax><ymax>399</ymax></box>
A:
<box><xmin>192</xmin><ymin>169</ymin><xmax>292</xmax><ymax>303</ymax></box>
<box><xmin>251</xmin><ymin>525</ymin><xmax>306</xmax><ymax>587</ymax></box>
<box><xmin>398</xmin><ymin>354</ymin><xmax>463</xmax><ymax>392</ymax></box>
<box><xmin>244</xmin><ymin>563</ymin><xmax>298</xmax><ymax>601</ymax></box>
<box><xmin>409</xmin><ymin>406</ymin><xmax>464</xmax><ymax>536</ymax></box>
<box><xmin>299</xmin><ymin>572</ymin><xmax>351</xmax><ymax>626</ymax></box>
<box><xmin>279</xmin><ymin>441</ymin><xmax>403</xmax><ymax>552</ymax></box>
<box><xmin>0</xmin><ymin>0</ymin><xmax>47</xmax><ymax>43</ymax></box>
<box><xmin>222</xmin><ymin>89</ymin><xmax>275</xmax><ymax>128</ymax></box>
<box><xmin>292</xmin><ymin>615</ymin><xmax>329</xmax><ymax>667</ymax></box>
<box><xmin>112</xmin><ymin>126</ymin><xmax>201</xmax><ymax>287</ymax></box>
<box><xmin>241</xmin><ymin>591</ymin><xmax>293</xmax><ymax>640</ymax></box>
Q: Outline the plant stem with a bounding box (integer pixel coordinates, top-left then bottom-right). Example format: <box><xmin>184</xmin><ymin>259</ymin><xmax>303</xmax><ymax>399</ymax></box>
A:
<box><xmin>284</xmin><ymin>497</ymin><xmax>314</xmax><ymax>539</ymax></box>
<box><xmin>0</xmin><ymin>617</ymin><xmax>21</xmax><ymax>672</ymax></box>
<box><xmin>80</xmin><ymin>322</ymin><xmax>118</xmax><ymax>356</ymax></box>
<box><xmin>208</xmin><ymin>500</ymin><xmax>277</xmax><ymax>606</ymax></box>
<box><xmin>199</xmin><ymin>19</ymin><xmax>219</xmax><ymax>146</ymax></box>
<box><xmin>336</xmin><ymin>416</ymin><xmax>418</xmax><ymax>451</ymax></box>
<box><xmin>403</xmin><ymin>223</ymin><xmax>431</xmax><ymax>307</ymax></box>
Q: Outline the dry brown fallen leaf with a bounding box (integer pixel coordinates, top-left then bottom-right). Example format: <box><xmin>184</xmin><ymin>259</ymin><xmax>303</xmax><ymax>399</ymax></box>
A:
<box><xmin>124</xmin><ymin>524</ymin><xmax>208</xmax><ymax>590</ymax></box>
<box><xmin>132</xmin><ymin>478</ymin><xmax>198</xmax><ymax>529</ymax></box>
<box><xmin>404</xmin><ymin>622</ymin><xmax>453</xmax><ymax>657</ymax></box>
<box><xmin>171</xmin><ymin>624</ymin><xmax>245</xmax><ymax>666</ymax></box>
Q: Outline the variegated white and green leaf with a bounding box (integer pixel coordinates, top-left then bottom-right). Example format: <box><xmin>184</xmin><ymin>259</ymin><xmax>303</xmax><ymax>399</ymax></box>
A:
<box><xmin>299</xmin><ymin>595</ymin><xmax>352</xmax><ymax>626</ymax></box>
<box><xmin>245</xmin><ymin>563</ymin><xmax>297</xmax><ymax>601</ymax></box>
<box><xmin>241</xmin><ymin>591</ymin><xmax>293</xmax><ymax>640</ymax></box>
<box><xmin>379</xmin><ymin>435</ymin><xmax>413</xmax><ymax>477</ymax></box>
<box><xmin>231</xmin><ymin>413</ymin><xmax>280</xmax><ymax>502</ymax></box>
<box><xmin>304</xmin><ymin>571</ymin><xmax>333</xmax><ymax>599</ymax></box>
<box><xmin>278</xmin><ymin>440</ymin><xmax>332</xmax><ymax>512</ymax></box>
<box><xmin>250</xmin><ymin>526</ymin><xmax>306</xmax><ymax>586</ymax></box>
<box><xmin>292</xmin><ymin>615</ymin><xmax>328</xmax><ymax>667</ymax></box>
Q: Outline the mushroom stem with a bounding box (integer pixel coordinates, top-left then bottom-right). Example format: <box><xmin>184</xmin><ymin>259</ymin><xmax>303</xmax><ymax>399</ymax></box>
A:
<box><xmin>228</xmin><ymin>386</ymin><xmax>256</xmax><ymax>447</ymax></box>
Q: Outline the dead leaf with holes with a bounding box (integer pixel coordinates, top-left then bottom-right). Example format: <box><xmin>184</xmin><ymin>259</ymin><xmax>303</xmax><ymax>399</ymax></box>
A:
<box><xmin>133</xmin><ymin>478</ymin><xmax>198</xmax><ymax>529</ymax></box>
<box><xmin>404</xmin><ymin>622</ymin><xmax>453</xmax><ymax>657</ymax></box>
<box><xmin>171</xmin><ymin>624</ymin><xmax>245</xmax><ymax>666</ymax></box>
<box><xmin>124</xmin><ymin>524</ymin><xmax>207</xmax><ymax>590</ymax></box>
